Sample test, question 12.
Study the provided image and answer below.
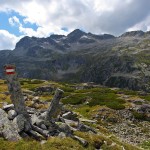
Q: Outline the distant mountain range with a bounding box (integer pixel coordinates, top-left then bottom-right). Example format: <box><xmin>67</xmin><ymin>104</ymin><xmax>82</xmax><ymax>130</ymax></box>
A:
<box><xmin>0</xmin><ymin>29</ymin><xmax>150</xmax><ymax>92</ymax></box>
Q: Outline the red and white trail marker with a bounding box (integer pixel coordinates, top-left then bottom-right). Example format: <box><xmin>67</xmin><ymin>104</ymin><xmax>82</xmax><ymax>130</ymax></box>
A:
<box><xmin>5</xmin><ymin>66</ymin><xmax>16</xmax><ymax>75</ymax></box>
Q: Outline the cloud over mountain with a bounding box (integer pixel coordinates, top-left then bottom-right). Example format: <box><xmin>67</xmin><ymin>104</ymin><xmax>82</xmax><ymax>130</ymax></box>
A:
<box><xmin>0</xmin><ymin>0</ymin><xmax>150</xmax><ymax>49</ymax></box>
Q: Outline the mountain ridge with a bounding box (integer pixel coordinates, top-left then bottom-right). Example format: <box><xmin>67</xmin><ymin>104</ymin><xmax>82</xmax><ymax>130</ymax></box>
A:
<box><xmin>0</xmin><ymin>29</ymin><xmax>150</xmax><ymax>92</ymax></box>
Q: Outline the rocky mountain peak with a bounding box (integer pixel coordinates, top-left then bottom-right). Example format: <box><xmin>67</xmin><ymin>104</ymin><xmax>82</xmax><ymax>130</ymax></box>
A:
<box><xmin>15</xmin><ymin>36</ymin><xmax>38</xmax><ymax>49</ymax></box>
<box><xmin>120</xmin><ymin>30</ymin><xmax>145</xmax><ymax>37</ymax></box>
<box><xmin>88</xmin><ymin>33</ymin><xmax>115</xmax><ymax>40</ymax></box>
<box><xmin>67</xmin><ymin>29</ymin><xmax>86</xmax><ymax>42</ymax></box>
<box><xmin>50</xmin><ymin>34</ymin><xmax>66</xmax><ymax>40</ymax></box>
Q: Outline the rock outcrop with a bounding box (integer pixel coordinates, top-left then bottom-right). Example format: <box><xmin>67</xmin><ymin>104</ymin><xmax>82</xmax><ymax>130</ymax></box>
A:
<box><xmin>0</xmin><ymin>109</ymin><xmax>21</xmax><ymax>141</ymax></box>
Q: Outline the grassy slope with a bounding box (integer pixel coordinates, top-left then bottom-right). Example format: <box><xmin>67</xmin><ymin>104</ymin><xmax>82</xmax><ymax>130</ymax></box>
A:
<box><xmin>0</xmin><ymin>79</ymin><xmax>149</xmax><ymax>150</ymax></box>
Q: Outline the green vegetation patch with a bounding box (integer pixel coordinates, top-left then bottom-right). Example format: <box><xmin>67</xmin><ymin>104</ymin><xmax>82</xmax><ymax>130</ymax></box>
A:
<box><xmin>61</xmin><ymin>86</ymin><xmax>75</xmax><ymax>92</ymax></box>
<box><xmin>75</xmin><ymin>87</ymin><xmax>112</xmax><ymax>94</ymax></box>
<box><xmin>20</xmin><ymin>79</ymin><xmax>45</xmax><ymax>85</ymax></box>
<box><xmin>62</xmin><ymin>93</ymin><xmax>87</xmax><ymax>105</ymax></box>
<box><xmin>62</xmin><ymin>87</ymin><xmax>126</xmax><ymax>110</ymax></box>
<box><xmin>115</xmin><ymin>89</ymin><xmax>138</xmax><ymax>95</ymax></box>
<box><xmin>141</xmin><ymin>140</ymin><xmax>150</xmax><ymax>150</ymax></box>
<box><xmin>132</xmin><ymin>111</ymin><xmax>146</xmax><ymax>120</ymax></box>
<box><xmin>140</xmin><ymin>94</ymin><xmax>150</xmax><ymax>102</ymax></box>
<box><xmin>0</xmin><ymin>137</ymin><xmax>85</xmax><ymax>150</ymax></box>
<box><xmin>88</xmin><ymin>92</ymin><xmax>125</xmax><ymax>110</ymax></box>
<box><xmin>74</xmin><ymin>131</ymin><xmax>140</xmax><ymax>150</ymax></box>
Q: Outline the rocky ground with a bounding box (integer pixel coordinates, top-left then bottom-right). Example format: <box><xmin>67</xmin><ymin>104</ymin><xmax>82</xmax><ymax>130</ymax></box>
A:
<box><xmin>93</xmin><ymin>92</ymin><xmax>150</xmax><ymax>146</ymax></box>
<box><xmin>0</xmin><ymin>79</ymin><xmax>149</xmax><ymax>150</ymax></box>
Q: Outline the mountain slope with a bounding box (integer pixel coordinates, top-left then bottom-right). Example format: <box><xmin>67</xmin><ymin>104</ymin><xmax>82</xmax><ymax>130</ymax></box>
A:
<box><xmin>0</xmin><ymin>29</ymin><xmax>150</xmax><ymax>92</ymax></box>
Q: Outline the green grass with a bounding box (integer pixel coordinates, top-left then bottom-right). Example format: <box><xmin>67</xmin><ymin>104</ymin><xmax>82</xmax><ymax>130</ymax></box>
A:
<box><xmin>115</xmin><ymin>89</ymin><xmax>138</xmax><ymax>95</ymax></box>
<box><xmin>0</xmin><ymin>78</ymin><xmax>147</xmax><ymax>150</ymax></box>
<box><xmin>74</xmin><ymin>131</ymin><xmax>141</xmax><ymax>150</ymax></box>
<box><xmin>88</xmin><ymin>92</ymin><xmax>125</xmax><ymax>110</ymax></box>
<box><xmin>62</xmin><ymin>93</ymin><xmax>87</xmax><ymax>105</ymax></box>
<box><xmin>20</xmin><ymin>79</ymin><xmax>45</xmax><ymax>85</ymax></box>
<box><xmin>141</xmin><ymin>140</ymin><xmax>150</xmax><ymax>150</ymax></box>
<box><xmin>61</xmin><ymin>86</ymin><xmax>75</xmax><ymax>92</ymax></box>
<box><xmin>132</xmin><ymin>111</ymin><xmax>146</xmax><ymax>120</ymax></box>
<box><xmin>73</xmin><ymin>105</ymin><xmax>101</xmax><ymax>118</ymax></box>
<box><xmin>62</xmin><ymin>87</ymin><xmax>126</xmax><ymax>110</ymax></box>
<box><xmin>75</xmin><ymin>87</ymin><xmax>112</xmax><ymax>94</ymax></box>
<box><xmin>140</xmin><ymin>95</ymin><xmax>150</xmax><ymax>102</ymax></box>
<box><xmin>0</xmin><ymin>137</ymin><xmax>85</xmax><ymax>150</ymax></box>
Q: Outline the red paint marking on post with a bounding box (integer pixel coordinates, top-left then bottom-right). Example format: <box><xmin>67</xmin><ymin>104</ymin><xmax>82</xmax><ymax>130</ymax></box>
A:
<box><xmin>5</xmin><ymin>66</ymin><xmax>16</xmax><ymax>75</ymax></box>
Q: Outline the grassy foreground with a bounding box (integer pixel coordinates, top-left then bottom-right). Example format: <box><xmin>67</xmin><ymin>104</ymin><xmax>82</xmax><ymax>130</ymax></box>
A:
<box><xmin>0</xmin><ymin>79</ymin><xmax>148</xmax><ymax>150</ymax></box>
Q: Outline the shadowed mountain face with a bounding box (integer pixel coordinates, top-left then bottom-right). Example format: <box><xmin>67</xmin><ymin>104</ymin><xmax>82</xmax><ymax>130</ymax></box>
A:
<box><xmin>0</xmin><ymin>29</ymin><xmax>150</xmax><ymax>91</ymax></box>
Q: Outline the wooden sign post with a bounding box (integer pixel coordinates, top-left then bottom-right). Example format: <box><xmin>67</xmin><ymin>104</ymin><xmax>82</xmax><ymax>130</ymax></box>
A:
<box><xmin>4</xmin><ymin>64</ymin><xmax>31</xmax><ymax>131</ymax></box>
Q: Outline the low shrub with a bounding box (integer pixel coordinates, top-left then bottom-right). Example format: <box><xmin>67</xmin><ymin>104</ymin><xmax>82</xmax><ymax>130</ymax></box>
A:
<box><xmin>132</xmin><ymin>111</ymin><xmax>146</xmax><ymax>120</ymax></box>
<box><xmin>61</xmin><ymin>86</ymin><xmax>75</xmax><ymax>92</ymax></box>
<box><xmin>61</xmin><ymin>94</ymin><xmax>87</xmax><ymax>105</ymax></box>
<box><xmin>88</xmin><ymin>92</ymin><xmax>125</xmax><ymax>110</ymax></box>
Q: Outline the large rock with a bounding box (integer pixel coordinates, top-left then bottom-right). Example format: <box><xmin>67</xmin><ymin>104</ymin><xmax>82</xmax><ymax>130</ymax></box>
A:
<box><xmin>136</xmin><ymin>104</ymin><xmax>150</xmax><ymax>121</ymax></box>
<box><xmin>8</xmin><ymin>110</ymin><xmax>17</xmax><ymax>120</ymax></box>
<box><xmin>57</xmin><ymin>122</ymin><xmax>72</xmax><ymax>135</ymax></box>
<box><xmin>62</xmin><ymin>111</ymin><xmax>79</xmax><ymax>121</ymax></box>
<box><xmin>3</xmin><ymin>104</ymin><xmax>14</xmax><ymax>111</ymax></box>
<box><xmin>71</xmin><ymin>135</ymin><xmax>88</xmax><ymax>147</ymax></box>
<box><xmin>13</xmin><ymin>114</ymin><xmax>28</xmax><ymax>132</ymax></box>
<box><xmin>31</xmin><ymin>114</ymin><xmax>44</xmax><ymax>127</ymax></box>
<box><xmin>0</xmin><ymin>108</ymin><xmax>21</xmax><ymax>141</ymax></box>
<box><xmin>78</xmin><ymin>123</ymin><xmax>97</xmax><ymax>133</ymax></box>
<box><xmin>139</xmin><ymin>104</ymin><xmax>150</xmax><ymax>113</ymax></box>
<box><xmin>34</xmin><ymin>86</ymin><xmax>54</xmax><ymax>95</ymax></box>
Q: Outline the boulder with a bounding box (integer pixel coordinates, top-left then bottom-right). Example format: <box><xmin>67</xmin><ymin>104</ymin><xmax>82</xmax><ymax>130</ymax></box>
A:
<box><xmin>13</xmin><ymin>114</ymin><xmax>27</xmax><ymax>132</ymax></box>
<box><xmin>20</xmin><ymin>132</ymin><xmax>29</xmax><ymax>138</ymax></box>
<box><xmin>140</xmin><ymin>104</ymin><xmax>150</xmax><ymax>113</ymax></box>
<box><xmin>3</xmin><ymin>104</ymin><xmax>14</xmax><ymax>111</ymax></box>
<box><xmin>57</xmin><ymin>122</ymin><xmax>72</xmax><ymax>135</ymax></box>
<box><xmin>32</xmin><ymin>96</ymin><xmax>40</xmax><ymax>102</ymax></box>
<box><xmin>62</xmin><ymin>111</ymin><xmax>78</xmax><ymax>121</ymax></box>
<box><xmin>40</xmin><ymin>124</ymin><xmax>47</xmax><ymax>130</ymax></box>
<box><xmin>0</xmin><ymin>108</ymin><xmax>21</xmax><ymax>141</ymax></box>
<box><xmin>34</xmin><ymin>86</ymin><xmax>54</xmax><ymax>95</ymax></box>
<box><xmin>31</xmin><ymin>114</ymin><xmax>44</xmax><ymax>127</ymax></box>
<box><xmin>23</xmin><ymin>96</ymin><xmax>28</xmax><ymax>101</ymax></box>
<box><xmin>58</xmin><ymin>132</ymin><xmax>66</xmax><ymax>138</ymax></box>
<box><xmin>8</xmin><ymin>110</ymin><xmax>17</xmax><ymax>120</ymax></box>
<box><xmin>38</xmin><ymin>112</ymin><xmax>47</xmax><ymax>120</ymax></box>
<box><xmin>78</xmin><ymin>123</ymin><xmax>97</xmax><ymax>133</ymax></box>
<box><xmin>31</xmin><ymin>114</ymin><xmax>39</xmax><ymax>125</ymax></box>
<box><xmin>71</xmin><ymin>135</ymin><xmax>88</xmax><ymax>147</ymax></box>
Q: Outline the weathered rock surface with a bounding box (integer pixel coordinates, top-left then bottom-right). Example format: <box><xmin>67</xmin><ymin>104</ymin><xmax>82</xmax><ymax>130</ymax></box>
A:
<box><xmin>13</xmin><ymin>114</ymin><xmax>27</xmax><ymax>132</ymax></box>
<box><xmin>34</xmin><ymin>86</ymin><xmax>55</xmax><ymax>95</ymax></box>
<box><xmin>0</xmin><ymin>86</ymin><xmax>99</xmax><ymax>147</ymax></box>
<box><xmin>71</xmin><ymin>135</ymin><xmax>88</xmax><ymax>147</ymax></box>
<box><xmin>57</xmin><ymin>122</ymin><xmax>72</xmax><ymax>135</ymax></box>
<box><xmin>3</xmin><ymin>104</ymin><xmax>14</xmax><ymax>111</ymax></box>
<box><xmin>8</xmin><ymin>109</ymin><xmax>17</xmax><ymax>120</ymax></box>
<box><xmin>0</xmin><ymin>108</ymin><xmax>21</xmax><ymax>141</ymax></box>
<box><xmin>46</xmin><ymin>88</ymin><xmax>64</xmax><ymax>120</ymax></box>
<box><xmin>13</xmin><ymin>115</ymin><xmax>31</xmax><ymax>133</ymax></box>
<box><xmin>62</xmin><ymin>111</ymin><xmax>78</xmax><ymax>121</ymax></box>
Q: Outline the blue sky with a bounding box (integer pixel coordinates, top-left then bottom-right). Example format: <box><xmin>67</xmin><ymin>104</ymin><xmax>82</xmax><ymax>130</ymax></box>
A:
<box><xmin>0</xmin><ymin>11</ymin><xmax>38</xmax><ymax>36</ymax></box>
<box><xmin>0</xmin><ymin>0</ymin><xmax>150</xmax><ymax>50</ymax></box>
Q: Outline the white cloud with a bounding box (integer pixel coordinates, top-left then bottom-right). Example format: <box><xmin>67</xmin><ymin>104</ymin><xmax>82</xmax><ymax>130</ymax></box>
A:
<box><xmin>9</xmin><ymin>16</ymin><xmax>21</xmax><ymax>26</ymax></box>
<box><xmin>0</xmin><ymin>0</ymin><xmax>150</xmax><ymax>50</ymax></box>
<box><xmin>0</xmin><ymin>30</ymin><xmax>21</xmax><ymax>50</ymax></box>
<box><xmin>127</xmin><ymin>15</ymin><xmax>150</xmax><ymax>32</ymax></box>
